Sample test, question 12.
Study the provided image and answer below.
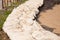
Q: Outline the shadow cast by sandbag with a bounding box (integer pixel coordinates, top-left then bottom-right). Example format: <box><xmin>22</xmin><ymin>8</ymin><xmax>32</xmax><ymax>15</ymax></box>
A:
<box><xmin>39</xmin><ymin>0</ymin><xmax>60</xmax><ymax>12</ymax></box>
<box><xmin>41</xmin><ymin>25</ymin><xmax>55</xmax><ymax>32</ymax></box>
<box><xmin>41</xmin><ymin>25</ymin><xmax>60</xmax><ymax>36</ymax></box>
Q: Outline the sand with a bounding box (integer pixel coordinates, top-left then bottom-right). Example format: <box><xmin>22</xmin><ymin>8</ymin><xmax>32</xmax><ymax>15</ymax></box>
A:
<box><xmin>38</xmin><ymin>5</ymin><xmax>60</xmax><ymax>34</ymax></box>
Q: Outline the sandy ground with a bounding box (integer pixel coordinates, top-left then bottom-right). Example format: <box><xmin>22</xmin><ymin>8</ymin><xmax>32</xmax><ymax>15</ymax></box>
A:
<box><xmin>38</xmin><ymin>5</ymin><xmax>60</xmax><ymax>34</ymax></box>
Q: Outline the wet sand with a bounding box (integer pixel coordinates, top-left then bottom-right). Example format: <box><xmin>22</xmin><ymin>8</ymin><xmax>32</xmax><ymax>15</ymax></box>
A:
<box><xmin>38</xmin><ymin>5</ymin><xmax>60</xmax><ymax>34</ymax></box>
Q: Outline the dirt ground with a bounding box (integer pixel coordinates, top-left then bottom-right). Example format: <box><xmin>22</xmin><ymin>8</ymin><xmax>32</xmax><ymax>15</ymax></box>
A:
<box><xmin>38</xmin><ymin>5</ymin><xmax>60</xmax><ymax>35</ymax></box>
<box><xmin>0</xmin><ymin>30</ymin><xmax>10</xmax><ymax>40</ymax></box>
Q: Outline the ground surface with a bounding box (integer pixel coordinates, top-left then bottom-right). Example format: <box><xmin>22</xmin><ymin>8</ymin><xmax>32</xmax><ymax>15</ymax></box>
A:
<box><xmin>0</xmin><ymin>30</ymin><xmax>10</xmax><ymax>40</ymax></box>
<box><xmin>38</xmin><ymin>5</ymin><xmax>60</xmax><ymax>35</ymax></box>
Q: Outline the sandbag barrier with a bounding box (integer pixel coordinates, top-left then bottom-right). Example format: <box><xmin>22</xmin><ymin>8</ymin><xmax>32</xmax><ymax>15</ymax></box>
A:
<box><xmin>3</xmin><ymin>0</ymin><xmax>60</xmax><ymax>40</ymax></box>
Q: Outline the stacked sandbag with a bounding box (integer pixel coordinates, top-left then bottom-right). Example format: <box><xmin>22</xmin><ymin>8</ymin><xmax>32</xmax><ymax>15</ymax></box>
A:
<box><xmin>3</xmin><ymin>0</ymin><xmax>60</xmax><ymax>40</ymax></box>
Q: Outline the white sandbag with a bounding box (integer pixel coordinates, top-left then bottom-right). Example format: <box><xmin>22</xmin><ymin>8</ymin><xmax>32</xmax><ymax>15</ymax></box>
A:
<box><xmin>3</xmin><ymin>0</ymin><xmax>60</xmax><ymax>40</ymax></box>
